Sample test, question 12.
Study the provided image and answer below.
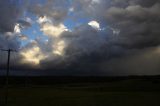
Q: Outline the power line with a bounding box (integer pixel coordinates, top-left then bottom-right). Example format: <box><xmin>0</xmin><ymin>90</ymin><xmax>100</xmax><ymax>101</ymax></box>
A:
<box><xmin>0</xmin><ymin>49</ymin><xmax>17</xmax><ymax>106</ymax></box>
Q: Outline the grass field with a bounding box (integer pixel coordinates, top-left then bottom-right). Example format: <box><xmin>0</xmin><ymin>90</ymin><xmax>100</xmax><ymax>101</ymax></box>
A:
<box><xmin>0</xmin><ymin>77</ymin><xmax>160</xmax><ymax>106</ymax></box>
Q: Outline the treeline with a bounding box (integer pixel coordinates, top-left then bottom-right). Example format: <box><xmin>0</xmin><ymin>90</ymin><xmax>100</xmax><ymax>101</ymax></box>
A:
<box><xmin>0</xmin><ymin>75</ymin><xmax>160</xmax><ymax>86</ymax></box>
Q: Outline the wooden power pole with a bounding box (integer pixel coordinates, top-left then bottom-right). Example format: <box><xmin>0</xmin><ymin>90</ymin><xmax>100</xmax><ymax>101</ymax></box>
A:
<box><xmin>0</xmin><ymin>49</ymin><xmax>17</xmax><ymax>105</ymax></box>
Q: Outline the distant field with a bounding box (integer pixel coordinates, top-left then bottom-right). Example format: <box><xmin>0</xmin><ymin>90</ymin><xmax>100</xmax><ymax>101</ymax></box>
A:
<box><xmin>0</xmin><ymin>76</ymin><xmax>160</xmax><ymax>106</ymax></box>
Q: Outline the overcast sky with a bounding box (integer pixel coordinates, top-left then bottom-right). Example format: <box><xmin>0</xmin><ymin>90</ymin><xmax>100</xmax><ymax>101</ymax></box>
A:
<box><xmin>0</xmin><ymin>0</ymin><xmax>160</xmax><ymax>76</ymax></box>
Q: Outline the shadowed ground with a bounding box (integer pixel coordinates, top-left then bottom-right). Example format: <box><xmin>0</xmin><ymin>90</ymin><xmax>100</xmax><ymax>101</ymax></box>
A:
<box><xmin>0</xmin><ymin>77</ymin><xmax>160</xmax><ymax>106</ymax></box>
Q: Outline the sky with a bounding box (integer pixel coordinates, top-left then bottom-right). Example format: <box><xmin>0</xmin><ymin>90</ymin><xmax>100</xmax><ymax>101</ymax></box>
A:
<box><xmin>0</xmin><ymin>0</ymin><xmax>160</xmax><ymax>76</ymax></box>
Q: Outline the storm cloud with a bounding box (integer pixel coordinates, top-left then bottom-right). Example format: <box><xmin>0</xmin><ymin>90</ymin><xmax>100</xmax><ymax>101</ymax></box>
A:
<box><xmin>1</xmin><ymin>0</ymin><xmax>160</xmax><ymax>76</ymax></box>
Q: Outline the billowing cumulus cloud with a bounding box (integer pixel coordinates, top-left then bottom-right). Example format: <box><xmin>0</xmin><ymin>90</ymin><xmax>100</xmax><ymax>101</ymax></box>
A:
<box><xmin>40</xmin><ymin>22</ymin><xmax>68</xmax><ymax>37</ymax></box>
<box><xmin>20</xmin><ymin>40</ymin><xmax>45</xmax><ymax>65</ymax></box>
<box><xmin>1</xmin><ymin>0</ymin><xmax>160</xmax><ymax>76</ymax></box>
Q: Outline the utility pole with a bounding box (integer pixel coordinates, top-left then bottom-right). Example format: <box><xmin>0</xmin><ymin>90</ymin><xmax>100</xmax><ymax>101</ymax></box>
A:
<box><xmin>0</xmin><ymin>49</ymin><xmax>17</xmax><ymax>105</ymax></box>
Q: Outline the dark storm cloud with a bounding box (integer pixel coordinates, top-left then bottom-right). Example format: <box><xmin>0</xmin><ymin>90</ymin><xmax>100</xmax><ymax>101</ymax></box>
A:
<box><xmin>100</xmin><ymin>47</ymin><xmax>160</xmax><ymax>75</ymax></box>
<box><xmin>69</xmin><ymin>0</ymin><xmax>160</xmax><ymax>49</ymax></box>
<box><xmin>17</xmin><ymin>20</ymin><xmax>32</xmax><ymax>28</ymax></box>
<box><xmin>104</xmin><ymin>3</ymin><xmax>160</xmax><ymax>49</ymax></box>
<box><xmin>1</xmin><ymin>0</ymin><xmax>160</xmax><ymax>76</ymax></box>
<box><xmin>50</xmin><ymin>0</ymin><xmax>160</xmax><ymax>75</ymax></box>
<box><xmin>109</xmin><ymin>0</ymin><xmax>160</xmax><ymax>8</ymax></box>
<box><xmin>0</xmin><ymin>0</ymin><xmax>22</xmax><ymax>32</ymax></box>
<box><xmin>22</xmin><ymin>0</ymin><xmax>160</xmax><ymax>75</ymax></box>
<box><xmin>39</xmin><ymin>24</ymin><xmax>106</xmax><ymax>69</ymax></box>
<box><xmin>0</xmin><ymin>0</ymin><xmax>24</xmax><ymax>50</ymax></box>
<box><xmin>28</xmin><ymin>0</ymin><xmax>68</xmax><ymax>24</ymax></box>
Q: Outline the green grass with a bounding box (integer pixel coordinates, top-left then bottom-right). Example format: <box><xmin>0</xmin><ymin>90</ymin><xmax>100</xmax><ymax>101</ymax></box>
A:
<box><xmin>0</xmin><ymin>80</ymin><xmax>160</xmax><ymax>106</ymax></box>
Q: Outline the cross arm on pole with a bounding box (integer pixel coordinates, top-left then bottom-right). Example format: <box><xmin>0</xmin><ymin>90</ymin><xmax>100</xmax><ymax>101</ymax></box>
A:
<box><xmin>0</xmin><ymin>49</ymin><xmax>18</xmax><ymax>52</ymax></box>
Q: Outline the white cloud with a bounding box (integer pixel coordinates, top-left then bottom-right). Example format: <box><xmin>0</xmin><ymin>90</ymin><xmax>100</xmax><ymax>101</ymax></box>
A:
<box><xmin>53</xmin><ymin>40</ymin><xmax>66</xmax><ymax>56</ymax></box>
<box><xmin>18</xmin><ymin>34</ymin><xmax>28</xmax><ymax>41</ymax></box>
<box><xmin>88</xmin><ymin>20</ymin><xmax>100</xmax><ymax>30</ymax></box>
<box><xmin>20</xmin><ymin>45</ymin><xmax>47</xmax><ymax>65</ymax></box>
<box><xmin>69</xmin><ymin>7</ymin><xmax>74</xmax><ymax>12</ymax></box>
<box><xmin>37</xmin><ymin>16</ymin><xmax>52</xmax><ymax>24</ymax></box>
<box><xmin>91</xmin><ymin>0</ymin><xmax>101</xmax><ymax>4</ymax></box>
<box><xmin>14</xmin><ymin>23</ymin><xmax>21</xmax><ymax>33</ymax></box>
<box><xmin>40</xmin><ymin>23</ymin><xmax>68</xmax><ymax>37</ymax></box>
<box><xmin>25</xmin><ymin>17</ymin><xmax>33</xmax><ymax>24</ymax></box>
